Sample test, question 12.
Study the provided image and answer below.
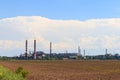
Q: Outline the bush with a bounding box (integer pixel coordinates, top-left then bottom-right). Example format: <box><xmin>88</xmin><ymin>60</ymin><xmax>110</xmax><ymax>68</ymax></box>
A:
<box><xmin>15</xmin><ymin>66</ymin><xmax>29</xmax><ymax>78</ymax></box>
<box><xmin>0</xmin><ymin>66</ymin><xmax>25</xmax><ymax>80</ymax></box>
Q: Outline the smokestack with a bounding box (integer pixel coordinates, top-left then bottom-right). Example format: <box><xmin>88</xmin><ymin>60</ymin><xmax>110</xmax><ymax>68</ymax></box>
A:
<box><xmin>78</xmin><ymin>46</ymin><xmax>81</xmax><ymax>55</ymax></box>
<box><xmin>84</xmin><ymin>49</ymin><xmax>85</xmax><ymax>56</ymax></box>
<box><xmin>25</xmin><ymin>40</ymin><xmax>28</xmax><ymax>59</ymax></box>
<box><xmin>66</xmin><ymin>50</ymin><xmax>68</xmax><ymax>54</ymax></box>
<box><xmin>83</xmin><ymin>49</ymin><xmax>86</xmax><ymax>59</ymax></box>
<box><xmin>105</xmin><ymin>49</ymin><xmax>108</xmax><ymax>54</ymax></box>
<box><xmin>50</xmin><ymin>42</ymin><xmax>52</xmax><ymax>58</ymax></box>
<box><xmin>34</xmin><ymin>40</ymin><xmax>36</xmax><ymax>60</ymax></box>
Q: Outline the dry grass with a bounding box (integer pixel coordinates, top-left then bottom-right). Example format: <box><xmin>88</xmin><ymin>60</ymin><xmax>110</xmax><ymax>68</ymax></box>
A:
<box><xmin>0</xmin><ymin>60</ymin><xmax>120</xmax><ymax>80</ymax></box>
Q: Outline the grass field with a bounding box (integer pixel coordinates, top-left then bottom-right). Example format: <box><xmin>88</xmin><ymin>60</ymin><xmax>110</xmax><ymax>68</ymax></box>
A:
<box><xmin>0</xmin><ymin>60</ymin><xmax>120</xmax><ymax>80</ymax></box>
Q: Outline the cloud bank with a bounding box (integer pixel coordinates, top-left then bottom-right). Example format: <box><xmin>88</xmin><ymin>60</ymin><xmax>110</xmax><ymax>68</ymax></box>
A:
<box><xmin>0</xmin><ymin>16</ymin><xmax>120</xmax><ymax>56</ymax></box>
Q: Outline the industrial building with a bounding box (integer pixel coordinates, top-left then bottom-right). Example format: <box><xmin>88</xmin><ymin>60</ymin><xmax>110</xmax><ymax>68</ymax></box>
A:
<box><xmin>18</xmin><ymin>40</ymin><xmax>120</xmax><ymax>60</ymax></box>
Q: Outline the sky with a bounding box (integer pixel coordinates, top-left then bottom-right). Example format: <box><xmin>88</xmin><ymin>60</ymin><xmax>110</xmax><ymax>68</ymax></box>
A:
<box><xmin>0</xmin><ymin>0</ymin><xmax>120</xmax><ymax>56</ymax></box>
<box><xmin>0</xmin><ymin>0</ymin><xmax>120</xmax><ymax>20</ymax></box>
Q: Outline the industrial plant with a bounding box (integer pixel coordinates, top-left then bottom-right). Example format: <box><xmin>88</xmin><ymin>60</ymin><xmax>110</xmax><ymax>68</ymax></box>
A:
<box><xmin>15</xmin><ymin>40</ymin><xmax>120</xmax><ymax>60</ymax></box>
<box><xmin>18</xmin><ymin>40</ymin><xmax>81</xmax><ymax>60</ymax></box>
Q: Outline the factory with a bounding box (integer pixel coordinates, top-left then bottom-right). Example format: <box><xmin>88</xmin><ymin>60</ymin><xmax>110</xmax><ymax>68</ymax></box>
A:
<box><xmin>19</xmin><ymin>40</ymin><xmax>45</xmax><ymax>60</ymax></box>
<box><xmin>18</xmin><ymin>40</ymin><xmax>120</xmax><ymax>60</ymax></box>
<box><xmin>19</xmin><ymin>40</ymin><xmax>82</xmax><ymax>60</ymax></box>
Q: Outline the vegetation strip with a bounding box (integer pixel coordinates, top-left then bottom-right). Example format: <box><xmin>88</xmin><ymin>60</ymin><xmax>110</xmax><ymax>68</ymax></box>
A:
<box><xmin>0</xmin><ymin>66</ymin><xmax>26</xmax><ymax>80</ymax></box>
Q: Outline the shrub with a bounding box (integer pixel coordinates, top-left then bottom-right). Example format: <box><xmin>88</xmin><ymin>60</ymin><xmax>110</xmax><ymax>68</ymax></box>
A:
<box><xmin>15</xmin><ymin>66</ymin><xmax>29</xmax><ymax>78</ymax></box>
<box><xmin>0</xmin><ymin>66</ymin><xmax>25</xmax><ymax>80</ymax></box>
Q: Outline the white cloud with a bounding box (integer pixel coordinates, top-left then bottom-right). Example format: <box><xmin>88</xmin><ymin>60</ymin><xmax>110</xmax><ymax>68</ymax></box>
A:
<box><xmin>0</xmin><ymin>16</ymin><xmax>120</xmax><ymax>56</ymax></box>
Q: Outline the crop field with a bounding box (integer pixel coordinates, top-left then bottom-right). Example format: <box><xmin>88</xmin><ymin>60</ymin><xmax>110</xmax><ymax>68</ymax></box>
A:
<box><xmin>0</xmin><ymin>60</ymin><xmax>120</xmax><ymax>80</ymax></box>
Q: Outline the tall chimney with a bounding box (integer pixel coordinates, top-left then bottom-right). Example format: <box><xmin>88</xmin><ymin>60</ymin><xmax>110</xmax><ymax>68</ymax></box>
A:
<box><xmin>78</xmin><ymin>46</ymin><xmax>81</xmax><ymax>55</ymax></box>
<box><xmin>105</xmin><ymin>49</ymin><xmax>108</xmax><ymax>54</ymax></box>
<box><xmin>25</xmin><ymin>40</ymin><xmax>28</xmax><ymax>59</ymax></box>
<box><xmin>84</xmin><ymin>49</ymin><xmax>85</xmax><ymax>56</ymax></box>
<box><xmin>83</xmin><ymin>49</ymin><xmax>86</xmax><ymax>59</ymax></box>
<box><xmin>34</xmin><ymin>40</ymin><xmax>36</xmax><ymax>60</ymax></box>
<box><xmin>50</xmin><ymin>42</ymin><xmax>52</xmax><ymax>58</ymax></box>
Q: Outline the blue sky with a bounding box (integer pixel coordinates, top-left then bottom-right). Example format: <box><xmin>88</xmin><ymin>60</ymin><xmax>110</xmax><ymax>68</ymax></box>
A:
<box><xmin>1</xmin><ymin>0</ymin><xmax>120</xmax><ymax>56</ymax></box>
<box><xmin>0</xmin><ymin>0</ymin><xmax>120</xmax><ymax>20</ymax></box>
